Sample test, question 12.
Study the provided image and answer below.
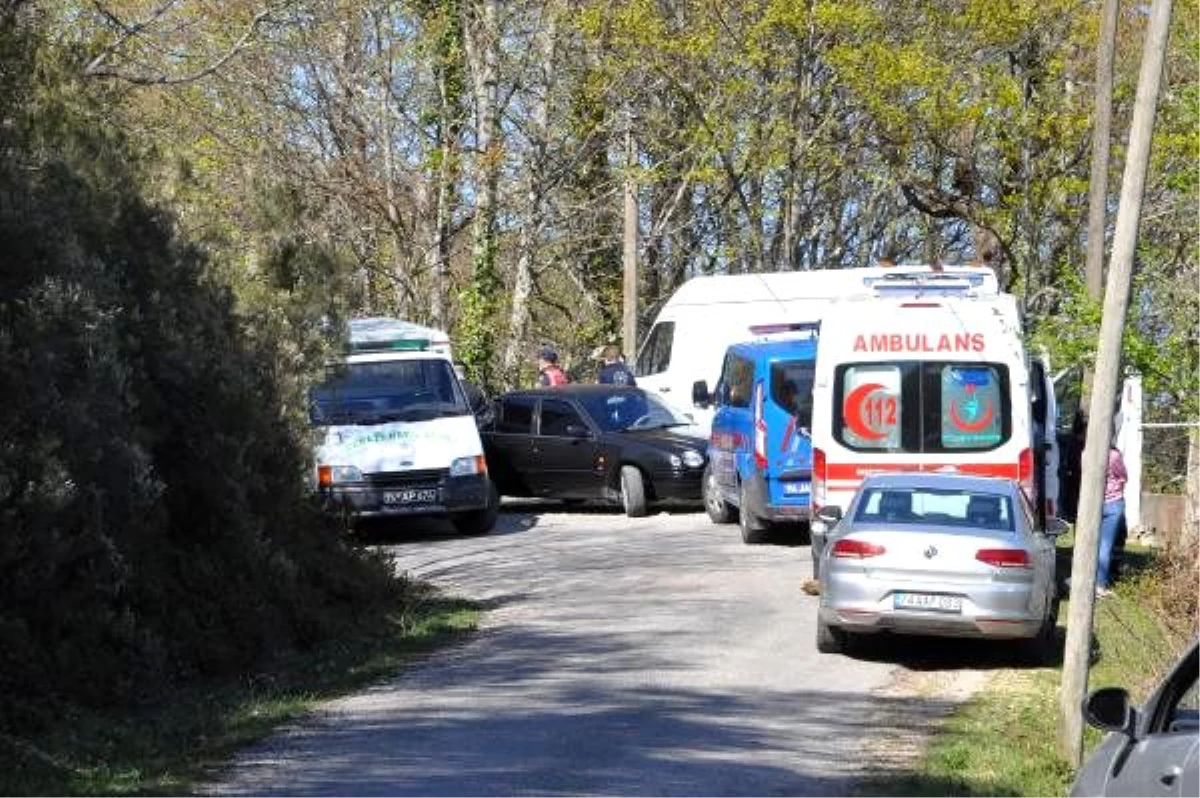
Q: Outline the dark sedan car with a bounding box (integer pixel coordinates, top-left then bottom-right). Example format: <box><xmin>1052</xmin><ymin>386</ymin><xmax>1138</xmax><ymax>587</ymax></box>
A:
<box><xmin>482</xmin><ymin>385</ymin><xmax>707</xmax><ymax>516</ymax></box>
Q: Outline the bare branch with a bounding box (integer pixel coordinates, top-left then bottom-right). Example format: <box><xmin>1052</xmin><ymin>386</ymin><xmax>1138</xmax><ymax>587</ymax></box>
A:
<box><xmin>83</xmin><ymin>3</ymin><xmax>274</xmax><ymax>86</ymax></box>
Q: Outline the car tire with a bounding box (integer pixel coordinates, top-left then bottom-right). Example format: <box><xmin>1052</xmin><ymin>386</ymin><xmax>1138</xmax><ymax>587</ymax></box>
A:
<box><xmin>816</xmin><ymin>618</ymin><xmax>846</xmax><ymax>654</ymax></box>
<box><xmin>703</xmin><ymin>465</ymin><xmax>735</xmax><ymax>524</ymax></box>
<box><xmin>452</xmin><ymin>481</ymin><xmax>499</xmax><ymax>536</ymax></box>
<box><xmin>738</xmin><ymin>481</ymin><xmax>768</xmax><ymax>544</ymax></box>
<box><xmin>620</xmin><ymin>465</ymin><xmax>648</xmax><ymax>518</ymax></box>
<box><xmin>1022</xmin><ymin>599</ymin><xmax>1059</xmax><ymax>666</ymax></box>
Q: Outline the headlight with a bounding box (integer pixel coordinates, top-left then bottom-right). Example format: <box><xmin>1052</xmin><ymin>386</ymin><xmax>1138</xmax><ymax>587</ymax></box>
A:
<box><xmin>450</xmin><ymin>455</ymin><xmax>487</xmax><ymax>477</ymax></box>
<box><xmin>681</xmin><ymin>449</ymin><xmax>705</xmax><ymax>468</ymax></box>
<box><xmin>318</xmin><ymin>464</ymin><xmax>363</xmax><ymax>486</ymax></box>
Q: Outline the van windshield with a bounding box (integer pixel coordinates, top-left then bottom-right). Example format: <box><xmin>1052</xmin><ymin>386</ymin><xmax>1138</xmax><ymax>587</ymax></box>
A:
<box><xmin>770</xmin><ymin>360</ymin><xmax>815</xmax><ymax>428</ymax></box>
<box><xmin>309</xmin><ymin>359</ymin><xmax>469</xmax><ymax>426</ymax></box>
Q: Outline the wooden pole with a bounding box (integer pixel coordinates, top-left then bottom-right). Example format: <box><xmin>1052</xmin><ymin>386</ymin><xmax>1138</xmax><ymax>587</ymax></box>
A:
<box><xmin>1081</xmin><ymin>0</ymin><xmax>1121</xmax><ymax>409</ymax></box>
<box><xmin>1059</xmin><ymin>0</ymin><xmax>1174</xmax><ymax>766</ymax></box>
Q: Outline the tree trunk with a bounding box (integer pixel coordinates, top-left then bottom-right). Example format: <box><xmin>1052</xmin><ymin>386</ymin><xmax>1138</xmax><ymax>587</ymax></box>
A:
<box><xmin>502</xmin><ymin>3</ymin><xmax>557</xmax><ymax>387</ymax></box>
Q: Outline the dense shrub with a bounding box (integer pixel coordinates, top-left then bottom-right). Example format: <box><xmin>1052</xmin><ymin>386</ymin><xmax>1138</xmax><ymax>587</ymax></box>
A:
<box><xmin>0</xmin><ymin>4</ymin><xmax>400</xmax><ymax>734</ymax></box>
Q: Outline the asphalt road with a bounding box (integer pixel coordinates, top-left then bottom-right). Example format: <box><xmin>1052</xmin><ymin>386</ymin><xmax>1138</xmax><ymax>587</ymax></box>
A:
<box><xmin>203</xmin><ymin>503</ymin><xmax>990</xmax><ymax>796</ymax></box>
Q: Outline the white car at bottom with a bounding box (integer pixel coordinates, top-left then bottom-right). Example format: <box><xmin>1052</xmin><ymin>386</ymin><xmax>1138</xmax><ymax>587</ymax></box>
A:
<box><xmin>811</xmin><ymin>472</ymin><xmax>1067</xmax><ymax>661</ymax></box>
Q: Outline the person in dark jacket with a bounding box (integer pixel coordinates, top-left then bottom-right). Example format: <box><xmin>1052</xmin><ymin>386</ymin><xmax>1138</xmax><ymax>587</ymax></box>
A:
<box><xmin>596</xmin><ymin>344</ymin><xmax>636</xmax><ymax>386</ymax></box>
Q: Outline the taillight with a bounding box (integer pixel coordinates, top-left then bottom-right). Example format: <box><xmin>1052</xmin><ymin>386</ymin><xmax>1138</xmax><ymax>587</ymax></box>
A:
<box><xmin>317</xmin><ymin>465</ymin><xmax>333</xmax><ymax>487</ymax></box>
<box><xmin>753</xmin><ymin>380</ymin><xmax>767</xmax><ymax>470</ymax></box>
<box><xmin>975</xmin><ymin>548</ymin><xmax>1031</xmax><ymax>568</ymax></box>
<box><xmin>832</xmin><ymin>539</ymin><xmax>886</xmax><ymax>558</ymax></box>
<box><xmin>812</xmin><ymin>446</ymin><xmax>827</xmax><ymax>510</ymax></box>
<box><xmin>1018</xmin><ymin>447</ymin><xmax>1034</xmax><ymax>501</ymax></box>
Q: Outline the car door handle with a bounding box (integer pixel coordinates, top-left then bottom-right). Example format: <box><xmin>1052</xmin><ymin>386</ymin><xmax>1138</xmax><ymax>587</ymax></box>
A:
<box><xmin>658</xmin><ymin>386</ymin><xmax>671</xmax><ymax>392</ymax></box>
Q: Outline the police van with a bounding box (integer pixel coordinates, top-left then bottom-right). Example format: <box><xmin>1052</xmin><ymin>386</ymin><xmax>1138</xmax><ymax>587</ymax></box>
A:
<box><xmin>693</xmin><ymin>329</ymin><xmax>819</xmax><ymax>544</ymax></box>
<box><xmin>809</xmin><ymin>266</ymin><xmax>1059</xmax><ymax>556</ymax></box>
<box><xmin>308</xmin><ymin>317</ymin><xmax>498</xmax><ymax>534</ymax></box>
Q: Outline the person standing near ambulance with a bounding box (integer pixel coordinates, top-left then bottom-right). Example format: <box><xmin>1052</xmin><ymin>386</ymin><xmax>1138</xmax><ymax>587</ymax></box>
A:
<box><xmin>537</xmin><ymin>346</ymin><xmax>569</xmax><ymax>387</ymax></box>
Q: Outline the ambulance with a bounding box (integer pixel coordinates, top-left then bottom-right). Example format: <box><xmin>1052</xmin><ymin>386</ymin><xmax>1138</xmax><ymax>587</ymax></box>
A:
<box><xmin>809</xmin><ymin>266</ymin><xmax>1059</xmax><ymax>526</ymax></box>
<box><xmin>307</xmin><ymin>317</ymin><xmax>498</xmax><ymax>534</ymax></box>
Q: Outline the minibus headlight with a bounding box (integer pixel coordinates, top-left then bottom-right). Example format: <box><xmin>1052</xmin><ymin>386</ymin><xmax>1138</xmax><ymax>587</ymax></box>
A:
<box><xmin>681</xmin><ymin>449</ymin><xmax>705</xmax><ymax>468</ymax></box>
<box><xmin>450</xmin><ymin>455</ymin><xmax>487</xmax><ymax>477</ymax></box>
<box><xmin>318</xmin><ymin>465</ymin><xmax>363</xmax><ymax>486</ymax></box>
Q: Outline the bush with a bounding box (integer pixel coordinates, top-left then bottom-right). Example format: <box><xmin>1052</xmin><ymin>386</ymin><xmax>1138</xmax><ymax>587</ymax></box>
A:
<box><xmin>0</xmin><ymin>8</ymin><xmax>401</xmax><ymax>737</ymax></box>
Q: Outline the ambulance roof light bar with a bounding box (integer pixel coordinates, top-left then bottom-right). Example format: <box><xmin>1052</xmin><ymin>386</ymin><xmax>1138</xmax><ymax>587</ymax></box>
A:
<box><xmin>861</xmin><ymin>265</ymin><xmax>999</xmax><ymax>298</ymax></box>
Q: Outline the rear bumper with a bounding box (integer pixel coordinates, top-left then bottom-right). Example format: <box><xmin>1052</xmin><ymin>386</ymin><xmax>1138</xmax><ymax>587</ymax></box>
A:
<box><xmin>742</xmin><ymin>471</ymin><xmax>811</xmax><ymax>522</ymax></box>
<box><xmin>320</xmin><ymin>472</ymin><xmax>491</xmax><ymax>519</ymax></box>
<box><xmin>819</xmin><ymin>572</ymin><xmax>1045</xmax><ymax>639</ymax></box>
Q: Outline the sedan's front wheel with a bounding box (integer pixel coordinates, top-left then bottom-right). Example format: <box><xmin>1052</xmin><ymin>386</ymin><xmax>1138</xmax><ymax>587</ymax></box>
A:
<box><xmin>620</xmin><ymin>465</ymin><xmax>648</xmax><ymax>518</ymax></box>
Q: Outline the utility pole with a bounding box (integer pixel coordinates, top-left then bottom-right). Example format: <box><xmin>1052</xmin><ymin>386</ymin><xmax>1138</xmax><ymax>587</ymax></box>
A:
<box><xmin>622</xmin><ymin>116</ymin><xmax>638</xmax><ymax>361</ymax></box>
<box><xmin>1059</xmin><ymin>0</ymin><xmax>1174</xmax><ymax>766</ymax></box>
<box><xmin>1081</xmin><ymin>0</ymin><xmax>1121</xmax><ymax>409</ymax></box>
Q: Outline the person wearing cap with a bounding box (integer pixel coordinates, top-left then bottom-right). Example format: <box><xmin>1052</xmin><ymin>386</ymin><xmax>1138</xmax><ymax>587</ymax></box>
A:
<box><xmin>537</xmin><ymin>347</ymin><xmax>569</xmax><ymax>387</ymax></box>
<box><xmin>596</xmin><ymin>344</ymin><xmax>636</xmax><ymax>386</ymax></box>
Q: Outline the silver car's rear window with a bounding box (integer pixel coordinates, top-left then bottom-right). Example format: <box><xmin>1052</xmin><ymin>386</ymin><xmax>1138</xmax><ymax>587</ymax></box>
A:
<box><xmin>854</xmin><ymin>487</ymin><xmax>1014</xmax><ymax>532</ymax></box>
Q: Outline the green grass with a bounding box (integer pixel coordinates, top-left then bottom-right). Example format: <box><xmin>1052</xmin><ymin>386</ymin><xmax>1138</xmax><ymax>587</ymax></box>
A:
<box><xmin>0</xmin><ymin>590</ymin><xmax>480</xmax><ymax>796</ymax></box>
<box><xmin>856</xmin><ymin>541</ymin><xmax>1192</xmax><ymax>797</ymax></box>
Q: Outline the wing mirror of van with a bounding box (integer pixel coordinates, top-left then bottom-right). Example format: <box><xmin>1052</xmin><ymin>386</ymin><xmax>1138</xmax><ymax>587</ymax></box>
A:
<box><xmin>815</xmin><ymin>505</ymin><xmax>843</xmax><ymax>525</ymax></box>
<box><xmin>692</xmin><ymin>380</ymin><xmax>711</xmax><ymax>408</ymax></box>
<box><xmin>1043</xmin><ymin>516</ymin><xmax>1070</xmax><ymax>537</ymax></box>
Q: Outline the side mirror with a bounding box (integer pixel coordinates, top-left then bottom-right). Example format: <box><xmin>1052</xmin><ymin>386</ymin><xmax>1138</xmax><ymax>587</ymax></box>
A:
<box><xmin>565</xmin><ymin>423</ymin><xmax>591</xmax><ymax>438</ymax></box>
<box><xmin>815</xmin><ymin>505</ymin><xmax>843</xmax><ymax>524</ymax></box>
<box><xmin>1043</xmin><ymin>517</ymin><xmax>1070</xmax><ymax>537</ymax></box>
<box><xmin>692</xmin><ymin>380</ymin><xmax>711</xmax><ymax>408</ymax></box>
<box><xmin>1084</xmin><ymin>687</ymin><xmax>1135</xmax><ymax>733</ymax></box>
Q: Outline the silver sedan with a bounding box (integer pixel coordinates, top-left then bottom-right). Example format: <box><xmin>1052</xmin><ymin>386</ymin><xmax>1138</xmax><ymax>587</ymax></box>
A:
<box><xmin>811</xmin><ymin>472</ymin><xmax>1067</xmax><ymax>661</ymax></box>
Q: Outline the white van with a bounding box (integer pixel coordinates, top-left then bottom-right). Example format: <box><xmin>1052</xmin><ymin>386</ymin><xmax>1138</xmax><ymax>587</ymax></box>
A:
<box><xmin>635</xmin><ymin>267</ymin><xmax>946</xmax><ymax>430</ymax></box>
<box><xmin>308</xmin><ymin>318</ymin><xmax>498</xmax><ymax>534</ymax></box>
<box><xmin>808</xmin><ymin>267</ymin><xmax>1059</xmax><ymax>526</ymax></box>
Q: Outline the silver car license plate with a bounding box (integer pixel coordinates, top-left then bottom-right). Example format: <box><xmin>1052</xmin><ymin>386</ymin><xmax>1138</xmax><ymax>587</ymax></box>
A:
<box><xmin>893</xmin><ymin>592</ymin><xmax>962</xmax><ymax>613</ymax></box>
<box><xmin>382</xmin><ymin>488</ymin><xmax>439</xmax><ymax>506</ymax></box>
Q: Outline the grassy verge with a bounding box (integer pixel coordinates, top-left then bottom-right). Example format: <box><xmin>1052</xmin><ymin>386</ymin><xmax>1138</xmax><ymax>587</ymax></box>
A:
<box><xmin>858</xmin><ymin>539</ymin><xmax>1194</xmax><ymax>797</ymax></box>
<box><xmin>1</xmin><ymin>586</ymin><xmax>480</xmax><ymax>796</ymax></box>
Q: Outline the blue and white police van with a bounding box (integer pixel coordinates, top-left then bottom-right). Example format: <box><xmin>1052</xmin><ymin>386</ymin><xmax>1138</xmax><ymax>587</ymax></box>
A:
<box><xmin>692</xmin><ymin>326</ymin><xmax>819</xmax><ymax>544</ymax></box>
<box><xmin>308</xmin><ymin>317</ymin><xmax>498</xmax><ymax>534</ymax></box>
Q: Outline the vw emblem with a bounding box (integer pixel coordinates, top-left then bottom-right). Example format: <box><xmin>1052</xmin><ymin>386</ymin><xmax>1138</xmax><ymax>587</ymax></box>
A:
<box><xmin>924</xmin><ymin>545</ymin><xmax>938</xmax><ymax>559</ymax></box>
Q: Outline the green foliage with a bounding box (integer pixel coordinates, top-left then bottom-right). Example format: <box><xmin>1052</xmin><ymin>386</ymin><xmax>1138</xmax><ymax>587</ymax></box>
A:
<box><xmin>0</xmin><ymin>7</ymin><xmax>400</xmax><ymax>746</ymax></box>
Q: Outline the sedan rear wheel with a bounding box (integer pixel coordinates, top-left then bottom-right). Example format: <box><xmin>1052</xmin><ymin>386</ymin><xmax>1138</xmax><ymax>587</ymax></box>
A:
<box><xmin>620</xmin><ymin>465</ymin><xmax>648</xmax><ymax>518</ymax></box>
<box><xmin>703</xmin><ymin>465</ymin><xmax>735</xmax><ymax>524</ymax></box>
<box><xmin>738</xmin><ymin>482</ymin><xmax>768</xmax><ymax>544</ymax></box>
<box><xmin>1022</xmin><ymin>599</ymin><xmax>1059</xmax><ymax>666</ymax></box>
<box><xmin>816</xmin><ymin>618</ymin><xmax>846</xmax><ymax>654</ymax></box>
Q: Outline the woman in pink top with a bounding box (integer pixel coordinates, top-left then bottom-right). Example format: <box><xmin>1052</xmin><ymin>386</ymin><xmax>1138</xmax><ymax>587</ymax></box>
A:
<box><xmin>1095</xmin><ymin>445</ymin><xmax>1128</xmax><ymax>596</ymax></box>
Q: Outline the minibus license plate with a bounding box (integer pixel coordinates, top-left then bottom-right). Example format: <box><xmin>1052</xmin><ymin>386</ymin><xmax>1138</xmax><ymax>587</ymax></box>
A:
<box><xmin>783</xmin><ymin>482</ymin><xmax>810</xmax><ymax>496</ymax></box>
<box><xmin>893</xmin><ymin>593</ymin><xmax>962</xmax><ymax>613</ymax></box>
<box><xmin>383</xmin><ymin>488</ymin><xmax>439</xmax><ymax>506</ymax></box>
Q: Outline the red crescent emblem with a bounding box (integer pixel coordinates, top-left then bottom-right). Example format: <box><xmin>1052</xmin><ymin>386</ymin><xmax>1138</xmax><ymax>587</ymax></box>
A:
<box><xmin>844</xmin><ymin>382</ymin><xmax>888</xmax><ymax>441</ymax></box>
<box><xmin>949</xmin><ymin>398</ymin><xmax>995</xmax><ymax>432</ymax></box>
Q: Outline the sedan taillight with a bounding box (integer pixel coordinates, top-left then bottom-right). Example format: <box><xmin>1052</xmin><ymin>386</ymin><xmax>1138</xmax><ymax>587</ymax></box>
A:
<box><xmin>975</xmin><ymin>548</ymin><xmax>1032</xmax><ymax>568</ymax></box>
<box><xmin>831</xmin><ymin>539</ymin><xmax>886</xmax><ymax>559</ymax></box>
